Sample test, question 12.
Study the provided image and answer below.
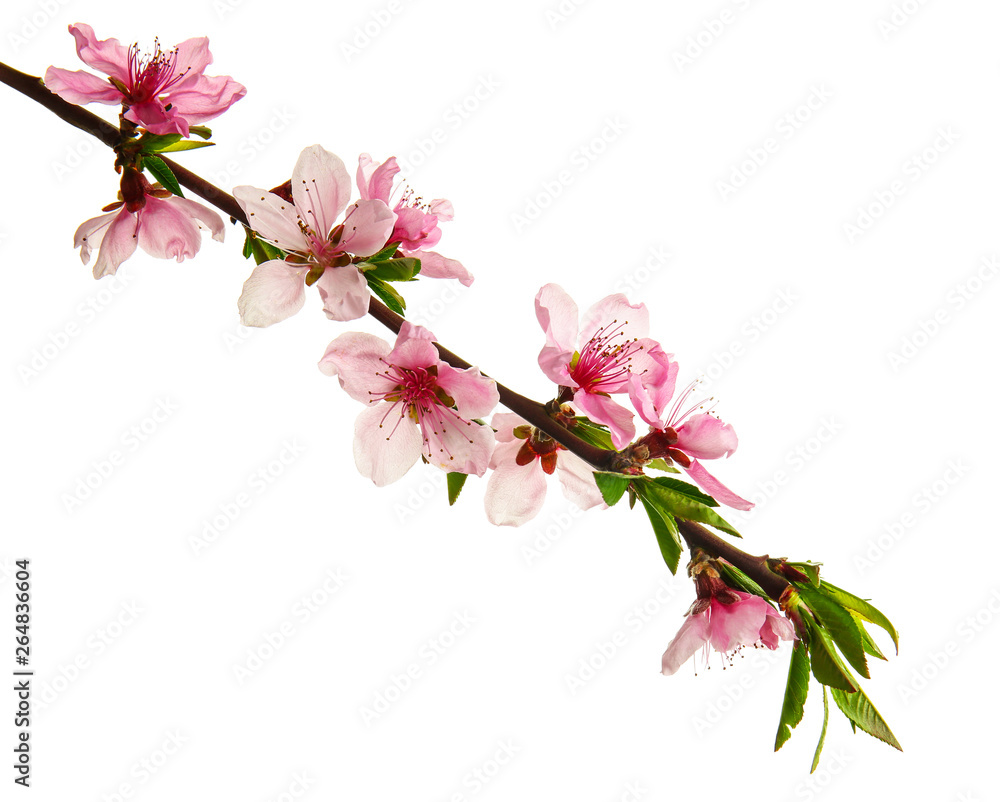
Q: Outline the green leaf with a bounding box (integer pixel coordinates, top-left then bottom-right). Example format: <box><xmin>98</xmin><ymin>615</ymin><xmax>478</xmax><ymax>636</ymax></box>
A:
<box><xmin>775</xmin><ymin>641</ymin><xmax>811</xmax><ymax>752</ymax></box>
<box><xmin>242</xmin><ymin>230</ymin><xmax>254</xmax><ymax>259</ymax></box>
<box><xmin>717</xmin><ymin>562</ymin><xmax>768</xmax><ymax>599</ymax></box>
<box><xmin>852</xmin><ymin>612</ymin><xmax>887</xmax><ymax>661</ymax></box>
<box><xmin>360</xmin><ymin>257</ymin><xmax>421</xmax><ymax>282</ymax></box>
<box><xmin>831</xmin><ymin>687</ymin><xmax>902</xmax><ymax>751</ymax></box>
<box><xmin>570</xmin><ymin>418</ymin><xmax>615</xmax><ymax>451</ymax></box>
<box><xmin>188</xmin><ymin>125</ymin><xmax>212</xmax><ymax>139</ymax></box>
<box><xmin>143</xmin><ymin>155</ymin><xmax>184</xmax><ymax>197</ymax></box>
<box><xmin>139</xmin><ymin>133</ymin><xmax>182</xmax><ymax>152</ymax></box>
<box><xmin>644</xmin><ymin>458</ymin><xmax>680</xmax><ymax>474</ymax></box>
<box><xmin>649</xmin><ymin>476</ymin><xmax>719</xmax><ymax>507</ymax></box>
<box><xmin>787</xmin><ymin>560</ymin><xmax>823</xmax><ymax>588</ymax></box>
<box><xmin>636</xmin><ymin>476</ymin><xmax>741</xmax><ymax>538</ymax></box>
<box><xmin>155</xmin><ymin>139</ymin><xmax>215</xmax><ymax>153</ymax></box>
<box><xmin>366</xmin><ymin>275</ymin><xmax>406</xmax><ymax>315</ymax></box>
<box><xmin>799</xmin><ymin>587</ymin><xmax>870</xmax><ymax>679</ymax></box>
<box><xmin>243</xmin><ymin>230</ymin><xmax>286</xmax><ymax>265</ymax></box>
<box><xmin>811</xmin><ymin>686</ymin><xmax>829</xmax><ymax>773</ymax></box>
<box><xmin>593</xmin><ymin>472</ymin><xmax>632</xmax><ymax>507</ymax></box>
<box><xmin>447</xmin><ymin>472</ymin><xmax>468</xmax><ymax>506</ymax></box>
<box><xmin>818</xmin><ymin>581</ymin><xmax>899</xmax><ymax>655</ymax></box>
<box><xmin>636</xmin><ymin>492</ymin><xmax>682</xmax><ymax>574</ymax></box>
<box><xmin>367</xmin><ymin>242</ymin><xmax>400</xmax><ymax>262</ymax></box>
<box><xmin>808</xmin><ymin>624</ymin><xmax>858</xmax><ymax>692</ymax></box>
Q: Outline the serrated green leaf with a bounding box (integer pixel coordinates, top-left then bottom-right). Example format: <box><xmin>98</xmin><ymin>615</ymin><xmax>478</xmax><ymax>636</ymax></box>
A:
<box><xmin>636</xmin><ymin>477</ymin><xmax>741</xmax><ymax>538</ymax></box>
<box><xmin>155</xmin><ymin>139</ymin><xmax>216</xmax><ymax>153</ymax></box>
<box><xmin>447</xmin><ymin>472</ymin><xmax>468</xmax><ymax>506</ymax></box>
<box><xmin>361</xmin><ymin>257</ymin><xmax>421</xmax><ymax>282</ymax></box>
<box><xmin>644</xmin><ymin>458</ymin><xmax>680</xmax><ymax>474</ymax></box>
<box><xmin>818</xmin><ymin>581</ymin><xmax>898</xmax><ymax>655</ymax></box>
<box><xmin>649</xmin><ymin>476</ymin><xmax>719</xmax><ymax>507</ymax></box>
<box><xmin>852</xmin><ymin>611</ymin><xmax>887</xmax><ymax>661</ymax></box>
<box><xmin>593</xmin><ymin>472</ymin><xmax>631</xmax><ymax>507</ymax></box>
<box><xmin>366</xmin><ymin>275</ymin><xmax>406</xmax><ymax>315</ymax></box>
<box><xmin>775</xmin><ymin>641</ymin><xmax>810</xmax><ymax>752</ymax></box>
<box><xmin>142</xmin><ymin>155</ymin><xmax>183</xmax><ymax>197</ymax></box>
<box><xmin>799</xmin><ymin>587</ymin><xmax>870</xmax><ymax>680</ymax></box>
<box><xmin>809</xmin><ymin>625</ymin><xmax>858</xmax><ymax>692</ymax></box>
<box><xmin>811</xmin><ymin>686</ymin><xmax>829</xmax><ymax>773</ymax></box>
<box><xmin>831</xmin><ymin>686</ymin><xmax>902</xmax><ymax>751</ymax></box>
<box><xmin>636</xmin><ymin>492</ymin><xmax>682</xmax><ymax>574</ymax></box>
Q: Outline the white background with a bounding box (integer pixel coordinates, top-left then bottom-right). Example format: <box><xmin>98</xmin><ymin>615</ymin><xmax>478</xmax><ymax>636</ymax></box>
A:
<box><xmin>2</xmin><ymin>1</ymin><xmax>998</xmax><ymax>799</ymax></box>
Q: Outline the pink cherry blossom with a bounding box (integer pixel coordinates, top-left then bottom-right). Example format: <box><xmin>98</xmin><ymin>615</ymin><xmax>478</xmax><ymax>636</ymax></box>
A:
<box><xmin>234</xmin><ymin>145</ymin><xmax>395</xmax><ymax>327</ymax></box>
<box><xmin>74</xmin><ymin>173</ymin><xmax>224</xmax><ymax>278</ymax></box>
<box><xmin>44</xmin><ymin>23</ymin><xmax>245</xmax><ymax>137</ymax></box>
<box><xmin>630</xmin><ymin>376</ymin><xmax>752</xmax><ymax>510</ymax></box>
<box><xmin>535</xmin><ymin>283</ymin><xmax>677</xmax><ymax>450</ymax></box>
<box><xmin>356</xmin><ymin>154</ymin><xmax>473</xmax><ymax>286</ymax></box>
<box><xmin>318</xmin><ymin>322</ymin><xmax>499</xmax><ymax>487</ymax></box>
<box><xmin>483</xmin><ymin>413</ymin><xmax>605</xmax><ymax>527</ymax></box>
<box><xmin>661</xmin><ymin>590</ymin><xmax>795</xmax><ymax>675</ymax></box>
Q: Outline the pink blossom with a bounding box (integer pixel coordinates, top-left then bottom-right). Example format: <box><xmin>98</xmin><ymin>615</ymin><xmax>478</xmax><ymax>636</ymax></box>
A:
<box><xmin>661</xmin><ymin>590</ymin><xmax>795</xmax><ymax>675</ymax></box>
<box><xmin>234</xmin><ymin>145</ymin><xmax>395</xmax><ymax>327</ymax></box>
<box><xmin>74</xmin><ymin>174</ymin><xmax>224</xmax><ymax>278</ymax></box>
<box><xmin>483</xmin><ymin>413</ymin><xmax>605</xmax><ymax>526</ymax></box>
<box><xmin>356</xmin><ymin>154</ymin><xmax>473</xmax><ymax>286</ymax></box>
<box><xmin>44</xmin><ymin>23</ymin><xmax>245</xmax><ymax>137</ymax></box>
<box><xmin>318</xmin><ymin>322</ymin><xmax>499</xmax><ymax>487</ymax></box>
<box><xmin>630</xmin><ymin>376</ymin><xmax>752</xmax><ymax>511</ymax></box>
<box><xmin>535</xmin><ymin>283</ymin><xmax>677</xmax><ymax>449</ymax></box>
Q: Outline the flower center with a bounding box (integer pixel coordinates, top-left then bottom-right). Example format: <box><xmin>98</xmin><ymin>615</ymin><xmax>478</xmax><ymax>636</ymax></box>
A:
<box><xmin>570</xmin><ymin>319</ymin><xmax>644</xmax><ymax>391</ymax></box>
<box><xmin>125</xmin><ymin>39</ymin><xmax>189</xmax><ymax>104</ymax></box>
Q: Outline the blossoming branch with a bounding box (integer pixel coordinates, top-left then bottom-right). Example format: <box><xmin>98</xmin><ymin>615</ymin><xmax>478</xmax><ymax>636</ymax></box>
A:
<box><xmin>0</xmin><ymin>24</ymin><xmax>902</xmax><ymax>770</ymax></box>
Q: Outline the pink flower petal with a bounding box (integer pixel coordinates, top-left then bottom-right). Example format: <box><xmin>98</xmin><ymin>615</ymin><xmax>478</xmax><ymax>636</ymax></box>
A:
<box><xmin>315</xmin><ymin>265</ymin><xmax>370</xmax><ymax>322</ymax></box>
<box><xmin>291</xmin><ymin>145</ymin><xmax>351</xmax><ymax>236</ymax></box>
<box><xmin>535</xmin><ymin>283</ymin><xmax>580</xmax><ymax>355</ymax></box>
<box><xmin>484</xmin><ymin>449</ymin><xmax>548</xmax><ymax>526</ymax></box>
<box><xmin>43</xmin><ymin>66</ymin><xmax>121</xmax><ymax>105</ymax></box>
<box><xmin>340</xmin><ymin>199</ymin><xmax>395</xmax><ymax>257</ymax></box>
<box><xmin>435</xmin><ymin>363</ymin><xmax>499</xmax><ymax>420</ymax></box>
<box><xmin>164</xmin><ymin>73</ymin><xmax>246</xmax><ymax>125</ymax></box>
<box><xmin>572</xmin><ymin>391</ymin><xmax>636</xmax><ymax>450</ymax></box>
<box><xmin>169</xmin><ymin>197</ymin><xmax>226</xmax><ymax>243</ymax></box>
<box><xmin>661</xmin><ymin>610</ymin><xmax>711</xmax><ymax>676</ymax></box>
<box><xmin>356</xmin><ymin>154</ymin><xmax>399</xmax><ymax>203</ymax></box>
<box><xmin>674</xmin><ymin>413</ymin><xmax>739</xmax><ymax>460</ymax></box>
<box><xmin>760</xmin><ymin>609</ymin><xmax>796</xmax><ymax>649</ymax></box>
<box><xmin>233</xmin><ymin>185</ymin><xmax>307</xmax><ymax>252</ymax></box>
<box><xmin>428</xmin><ymin>199</ymin><xmax>454</xmax><ymax>221</ymax></box>
<box><xmin>421</xmin><ymin>410</ymin><xmax>495</xmax><ymax>476</ymax></box>
<box><xmin>74</xmin><ymin>209</ymin><xmax>119</xmax><ymax>266</ymax></box>
<box><xmin>708</xmin><ymin>594</ymin><xmax>768</xmax><ymax>653</ymax></box>
<box><xmin>555</xmin><ymin>451</ymin><xmax>606</xmax><ymax>512</ymax></box>
<box><xmin>168</xmin><ymin>37</ymin><xmax>214</xmax><ymax>88</ymax></box>
<box><xmin>578</xmin><ymin>293</ymin><xmax>649</xmax><ymax>346</ymax></box>
<box><xmin>237</xmin><ymin>260</ymin><xmax>308</xmax><ymax>328</ymax></box>
<box><xmin>490</xmin><ymin>413</ymin><xmax>524</xmax><ymax>444</ymax></box>
<box><xmin>353</xmin><ymin>403</ymin><xmax>423</xmax><ymax>487</ymax></box>
<box><xmin>317</xmin><ymin>332</ymin><xmax>395</xmax><ymax>402</ymax></box>
<box><xmin>386</xmin><ymin>335</ymin><xmax>439</xmax><ymax>372</ymax></box>
<box><xmin>683</xmin><ymin>460</ymin><xmax>753</xmax><ymax>511</ymax></box>
<box><xmin>67</xmin><ymin>23</ymin><xmax>129</xmax><ymax>83</ymax></box>
<box><xmin>403</xmin><ymin>249</ymin><xmax>474</xmax><ymax>286</ymax></box>
<box><xmin>90</xmin><ymin>209</ymin><xmax>138</xmax><ymax>279</ymax></box>
<box><xmin>135</xmin><ymin>196</ymin><xmax>204</xmax><ymax>262</ymax></box>
<box><xmin>392</xmin><ymin>206</ymin><xmax>441</xmax><ymax>251</ymax></box>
